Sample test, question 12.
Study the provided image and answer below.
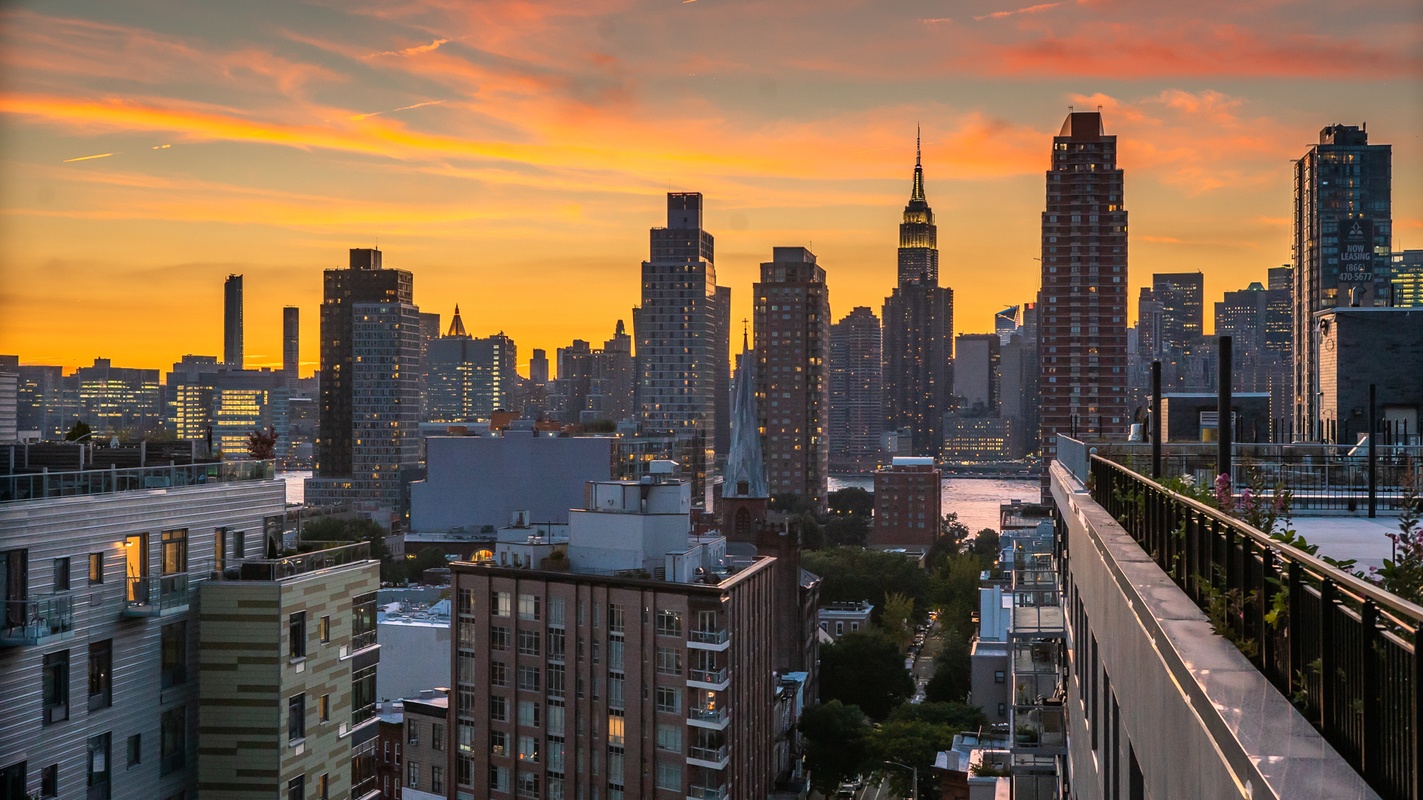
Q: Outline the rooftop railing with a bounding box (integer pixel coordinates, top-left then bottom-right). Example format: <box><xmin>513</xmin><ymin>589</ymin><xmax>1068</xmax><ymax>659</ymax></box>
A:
<box><xmin>1090</xmin><ymin>454</ymin><xmax>1423</xmax><ymax>800</ymax></box>
<box><xmin>1</xmin><ymin>459</ymin><xmax>275</xmax><ymax>504</ymax></box>
<box><xmin>213</xmin><ymin>541</ymin><xmax>372</xmax><ymax>582</ymax></box>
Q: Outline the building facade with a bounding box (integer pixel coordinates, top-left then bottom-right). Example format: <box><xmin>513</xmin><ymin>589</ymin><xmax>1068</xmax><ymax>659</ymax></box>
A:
<box><xmin>225</xmin><ymin>274</ymin><xmax>244</xmax><ymax>370</ymax></box>
<box><xmin>284</xmin><ymin>306</ymin><xmax>301</xmax><ymax>388</ymax></box>
<box><xmin>828</xmin><ymin>307</ymin><xmax>882</xmax><ymax>473</ymax></box>
<box><xmin>1151</xmin><ymin>272</ymin><xmax>1204</xmax><ymax>356</ymax></box>
<box><xmin>882</xmin><ymin>138</ymin><xmax>954</xmax><ymax>457</ymax></box>
<box><xmin>753</xmin><ymin>247</ymin><xmax>830</xmax><ymax>509</ymax></box>
<box><xmin>424</xmin><ymin>313</ymin><xmax>518</xmax><ymax>424</ymax></box>
<box><xmin>871</xmin><ymin>456</ymin><xmax>942</xmax><ymax>548</ymax></box>
<box><xmin>1292</xmin><ymin>124</ymin><xmax>1392</xmax><ymax>441</ymax></box>
<box><xmin>1038</xmin><ymin>111</ymin><xmax>1129</xmax><ymax>457</ymax></box>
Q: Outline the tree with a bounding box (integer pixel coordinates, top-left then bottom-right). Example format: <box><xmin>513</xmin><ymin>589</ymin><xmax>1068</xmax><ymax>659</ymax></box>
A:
<box><xmin>64</xmin><ymin>420</ymin><xmax>92</xmax><ymax>442</ymax></box>
<box><xmin>247</xmin><ymin>425</ymin><xmax>279</xmax><ymax>460</ymax></box>
<box><xmin>829</xmin><ymin>487</ymin><xmax>875</xmax><ymax>518</ymax></box>
<box><xmin>923</xmin><ymin>627</ymin><xmax>973</xmax><ymax>703</ymax></box>
<box><xmin>803</xmin><ymin>547</ymin><xmax>931</xmax><ymax>623</ymax></box>
<box><xmin>770</xmin><ymin>493</ymin><xmax>815</xmax><ymax>516</ymax></box>
<box><xmin>406</xmin><ymin>545</ymin><xmax>452</xmax><ymax>580</ymax></box>
<box><xmin>887</xmin><ymin>700</ymin><xmax>988</xmax><ymax>731</ymax></box>
<box><xmin>819</xmin><ymin>629</ymin><xmax>914</xmax><ymax>719</ymax></box>
<box><xmin>799</xmin><ymin>701</ymin><xmax>870</xmax><ymax>794</ymax></box>
<box><xmin>880</xmin><ymin>591</ymin><xmax>916</xmax><ymax>651</ymax></box>
<box><xmin>869</xmin><ymin>703</ymin><xmax>989</xmax><ymax>798</ymax></box>
<box><xmin>301</xmin><ymin>517</ymin><xmax>402</xmax><ymax>582</ymax></box>
<box><xmin>928</xmin><ymin>550</ymin><xmax>988</xmax><ymax>629</ymax></box>
<box><xmin>972</xmin><ymin>528</ymin><xmax>1001</xmax><ymax>559</ymax></box>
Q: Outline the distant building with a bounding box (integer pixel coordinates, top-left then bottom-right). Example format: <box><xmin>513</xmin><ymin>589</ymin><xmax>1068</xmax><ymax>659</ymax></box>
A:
<box><xmin>942</xmin><ymin>415</ymin><xmax>1013</xmax><ymax>462</ymax></box>
<box><xmin>376</xmin><ymin>597</ymin><xmax>452</xmax><ymax>703</ymax></box>
<box><xmin>72</xmin><ymin>358</ymin><xmax>163</xmax><ymax>438</ymax></box>
<box><xmin>224</xmin><ymin>273</ymin><xmax>243</xmax><ymax>369</ymax></box>
<box><xmin>16</xmin><ymin>365</ymin><xmax>67</xmax><ymax>440</ymax></box>
<box><xmin>549</xmin><ymin>322</ymin><xmax>635</xmax><ymax>425</ymax></box>
<box><xmin>829</xmin><ymin>307</ymin><xmax>883</xmax><ymax>473</ymax></box>
<box><xmin>1315</xmin><ymin>308</ymin><xmax>1423</xmax><ymax>444</ymax></box>
<box><xmin>754</xmin><ymin>247</ymin><xmax>830</xmax><ymax>509</ymax></box>
<box><xmin>1160</xmin><ymin>392</ymin><xmax>1272</xmax><ymax>443</ymax></box>
<box><xmin>817</xmin><ymin>601</ymin><xmax>873</xmax><ymax>639</ymax></box>
<box><xmin>395</xmin><ymin>691</ymin><xmax>449</xmax><ymax>800</ymax></box>
<box><xmin>998</xmin><ymin>304</ymin><xmax>1040</xmax><ymax>459</ymax></box>
<box><xmin>1039</xmin><ymin>111</ymin><xmax>1129</xmax><ymax>456</ymax></box>
<box><xmin>308</xmin><ymin>248</ymin><xmax>422</xmax><ymax>509</ymax></box>
<box><xmin>954</xmin><ymin>334</ymin><xmax>1000</xmax><ymax>413</ymax></box>
<box><xmin>449</xmin><ymin>465</ymin><xmax>780</xmax><ymax>800</ymax></box>
<box><xmin>1392</xmin><ymin>250</ymin><xmax>1423</xmax><ymax>307</ymax></box>
<box><xmin>1152</xmin><ymin>272</ymin><xmax>1204</xmax><ymax>356</ymax></box>
<box><xmin>283</xmin><ymin>306</ymin><xmax>300</xmax><ymax>387</ymax></box>
<box><xmin>872</xmin><ymin>456</ymin><xmax>942</xmax><ymax>547</ymax></box>
<box><xmin>198</xmin><ymin>540</ymin><xmax>382</xmax><ymax>799</ymax></box>
<box><xmin>0</xmin><ymin>355</ymin><xmax>17</xmax><ymax>444</ymax></box>
<box><xmin>883</xmin><ymin>135</ymin><xmax>954</xmax><ymax>457</ymax></box>
<box><xmin>424</xmin><ymin>307</ymin><xmax>518</xmax><ymax>423</ymax></box>
<box><xmin>1293</xmin><ymin>124</ymin><xmax>1392</xmax><ymax>441</ymax></box>
<box><xmin>1215</xmin><ymin>276</ymin><xmax>1292</xmax><ymax>424</ymax></box>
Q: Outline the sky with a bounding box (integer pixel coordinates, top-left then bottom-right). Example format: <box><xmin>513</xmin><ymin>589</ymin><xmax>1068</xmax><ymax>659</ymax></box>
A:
<box><xmin>1</xmin><ymin>0</ymin><xmax>1420</xmax><ymax>376</ymax></box>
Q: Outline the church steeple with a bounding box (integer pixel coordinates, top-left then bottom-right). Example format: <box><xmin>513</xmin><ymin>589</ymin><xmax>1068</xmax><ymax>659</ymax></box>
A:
<box><xmin>722</xmin><ymin>340</ymin><xmax>768</xmax><ymax>500</ymax></box>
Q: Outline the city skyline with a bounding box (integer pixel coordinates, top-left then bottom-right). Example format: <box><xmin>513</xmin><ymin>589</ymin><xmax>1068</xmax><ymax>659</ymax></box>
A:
<box><xmin>1</xmin><ymin>1</ymin><xmax>1419</xmax><ymax>373</ymax></box>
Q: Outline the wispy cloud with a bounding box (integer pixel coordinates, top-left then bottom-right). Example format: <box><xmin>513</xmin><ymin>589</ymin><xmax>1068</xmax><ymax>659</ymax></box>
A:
<box><xmin>974</xmin><ymin>3</ymin><xmax>1061</xmax><ymax>22</ymax></box>
<box><xmin>367</xmin><ymin>38</ymin><xmax>449</xmax><ymax>58</ymax></box>
<box><xmin>921</xmin><ymin>17</ymin><xmax>954</xmax><ymax>25</ymax></box>
<box><xmin>348</xmin><ymin>99</ymin><xmax>446</xmax><ymax>121</ymax></box>
<box><xmin>62</xmin><ymin>152</ymin><xmax>116</xmax><ymax>163</ymax></box>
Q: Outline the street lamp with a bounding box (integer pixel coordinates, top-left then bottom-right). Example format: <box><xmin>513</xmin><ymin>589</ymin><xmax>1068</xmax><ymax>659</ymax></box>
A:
<box><xmin>881</xmin><ymin>760</ymin><xmax>918</xmax><ymax>800</ymax></box>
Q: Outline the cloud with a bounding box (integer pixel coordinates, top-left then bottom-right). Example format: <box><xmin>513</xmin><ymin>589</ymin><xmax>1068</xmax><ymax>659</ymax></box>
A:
<box><xmin>367</xmin><ymin>38</ymin><xmax>449</xmax><ymax>58</ymax></box>
<box><xmin>974</xmin><ymin>3</ymin><xmax>1061</xmax><ymax>22</ymax></box>
<box><xmin>348</xmin><ymin>99</ymin><xmax>447</xmax><ymax>121</ymax></box>
<box><xmin>62</xmin><ymin>152</ymin><xmax>117</xmax><ymax>163</ymax></box>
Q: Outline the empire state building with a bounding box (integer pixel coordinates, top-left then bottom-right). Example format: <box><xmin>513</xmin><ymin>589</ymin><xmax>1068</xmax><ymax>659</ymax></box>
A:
<box><xmin>882</xmin><ymin>132</ymin><xmax>955</xmax><ymax>456</ymax></box>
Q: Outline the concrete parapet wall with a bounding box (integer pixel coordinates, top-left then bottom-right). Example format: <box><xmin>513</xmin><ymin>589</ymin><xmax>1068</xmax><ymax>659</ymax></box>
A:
<box><xmin>1051</xmin><ymin>462</ymin><xmax>1379</xmax><ymax>800</ymax></box>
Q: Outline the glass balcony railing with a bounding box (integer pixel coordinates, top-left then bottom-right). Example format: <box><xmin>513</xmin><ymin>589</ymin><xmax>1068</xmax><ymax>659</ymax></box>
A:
<box><xmin>0</xmin><ymin>594</ymin><xmax>75</xmax><ymax>645</ymax></box>
<box><xmin>688</xmin><ymin>628</ymin><xmax>729</xmax><ymax>644</ymax></box>
<box><xmin>688</xmin><ymin>785</ymin><xmax>728</xmax><ymax>800</ymax></box>
<box><xmin>123</xmin><ymin>573</ymin><xmax>190</xmax><ymax>617</ymax></box>
<box><xmin>688</xmin><ymin>667</ymin><xmax>728</xmax><ymax>685</ymax></box>
<box><xmin>687</xmin><ymin>745</ymin><xmax>728</xmax><ymax>765</ymax></box>
<box><xmin>688</xmin><ymin>706</ymin><xmax>728</xmax><ymax>725</ymax></box>
<box><xmin>2</xmin><ymin>459</ymin><xmax>275</xmax><ymax>505</ymax></box>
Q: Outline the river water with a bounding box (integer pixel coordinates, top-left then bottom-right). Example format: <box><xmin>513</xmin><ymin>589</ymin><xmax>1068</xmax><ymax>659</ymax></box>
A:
<box><xmin>280</xmin><ymin>470</ymin><xmax>1041</xmax><ymax>535</ymax></box>
<box><xmin>829</xmin><ymin>475</ymin><xmax>1042</xmax><ymax>534</ymax></box>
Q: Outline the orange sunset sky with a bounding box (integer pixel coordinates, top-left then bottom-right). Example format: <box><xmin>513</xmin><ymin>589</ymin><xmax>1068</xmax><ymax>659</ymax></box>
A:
<box><xmin>1</xmin><ymin>0</ymin><xmax>1421</xmax><ymax>376</ymax></box>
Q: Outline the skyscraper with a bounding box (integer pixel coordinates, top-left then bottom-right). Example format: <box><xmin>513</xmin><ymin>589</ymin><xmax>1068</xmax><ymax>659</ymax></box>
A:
<box><xmin>829</xmin><ymin>307</ymin><xmax>882</xmax><ymax>472</ymax></box>
<box><xmin>882</xmin><ymin>134</ymin><xmax>954</xmax><ymax>456</ymax></box>
<box><xmin>753</xmin><ymin>247</ymin><xmax>830</xmax><ymax>509</ymax></box>
<box><xmin>548</xmin><ymin>323</ymin><xmax>635</xmax><ymax>425</ymax></box>
<box><xmin>283</xmin><ymin>306</ymin><xmax>300</xmax><ymax>387</ymax></box>
<box><xmin>1152</xmin><ymin>272</ymin><xmax>1204</xmax><ymax>355</ymax></box>
<box><xmin>307</xmin><ymin>248</ymin><xmax>421</xmax><ymax>508</ymax></box>
<box><xmin>224</xmin><ymin>274</ymin><xmax>243</xmax><ymax>369</ymax></box>
<box><xmin>1039</xmin><ymin>111</ymin><xmax>1129</xmax><ymax>457</ymax></box>
<box><xmin>634</xmin><ymin>193</ymin><xmax>729</xmax><ymax>497</ymax></box>
<box><xmin>424</xmin><ymin>307</ymin><xmax>518</xmax><ymax>423</ymax></box>
<box><xmin>1293</xmin><ymin>124</ymin><xmax>1392</xmax><ymax>441</ymax></box>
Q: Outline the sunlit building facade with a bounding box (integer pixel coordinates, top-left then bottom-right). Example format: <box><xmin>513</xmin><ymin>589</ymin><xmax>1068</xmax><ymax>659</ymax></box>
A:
<box><xmin>828</xmin><ymin>307</ymin><xmax>882</xmax><ymax>472</ymax></box>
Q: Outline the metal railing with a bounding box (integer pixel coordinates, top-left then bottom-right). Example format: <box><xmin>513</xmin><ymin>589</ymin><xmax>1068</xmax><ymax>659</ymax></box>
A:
<box><xmin>688</xmin><ymin>667</ymin><xmax>727</xmax><ymax>685</ymax></box>
<box><xmin>215</xmin><ymin>541</ymin><xmax>371</xmax><ymax>581</ymax></box>
<box><xmin>688</xmin><ymin>706</ymin><xmax>728</xmax><ymax>725</ymax></box>
<box><xmin>0</xmin><ymin>594</ymin><xmax>75</xmax><ymax>644</ymax></box>
<box><xmin>688</xmin><ymin>745</ymin><xmax>728</xmax><ymax>764</ymax></box>
<box><xmin>1</xmin><ymin>459</ymin><xmax>275</xmax><ymax>504</ymax></box>
<box><xmin>689</xmin><ymin>628</ymin><xmax>729</xmax><ymax>644</ymax></box>
<box><xmin>1090</xmin><ymin>455</ymin><xmax>1423</xmax><ymax>800</ymax></box>
<box><xmin>124</xmin><ymin>573</ymin><xmax>190</xmax><ymax>614</ymax></box>
<box><xmin>351</xmin><ymin>627</ymin><xmax>377</xmax><ymax>653</ymax></box>
<box><xmin>688</xmin><ymin>785</ymin><xmax>728</xmax><ymax>800</ymax></box>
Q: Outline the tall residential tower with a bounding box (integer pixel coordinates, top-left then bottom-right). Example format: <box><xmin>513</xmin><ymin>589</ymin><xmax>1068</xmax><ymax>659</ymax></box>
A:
<box><xmin>829</xmin><ymin>307</ymin><xmax>883</xmax><ymax>472</ymax></box>
<box><xmin>224</xmin><ymin>274</ymin><xmax>243</xmax><ymax>369</ymax></box>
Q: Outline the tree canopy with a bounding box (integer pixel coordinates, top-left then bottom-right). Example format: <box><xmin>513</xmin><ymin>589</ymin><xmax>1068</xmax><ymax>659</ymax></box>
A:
<box><xmin>818</xmin><ymin>629</ymin><xmax>914</xmax><ymax>720</ymax></box>
<box><xmin>803</xmin><ymin>547</ymin><xmax>931</xmax><ymax>623</ymax></box>
<box><xmin>798</xmin><ymin>700</ymin><xmax>870</xmax><ymax>794</ymax></box>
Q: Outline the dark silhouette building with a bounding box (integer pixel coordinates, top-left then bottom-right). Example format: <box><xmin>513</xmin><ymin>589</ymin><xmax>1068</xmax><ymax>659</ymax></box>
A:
<box><xmin>829</xmin><ymin>307</ymin><xmax>882</xmax><ymax>472</ymax></box>
<box><xmin>282</xmin><ymin>306</ymin><xmax>299</xmax><ymax>387</ymax></box>
<box><xmin>882</xmin><ymin>133</ymin><xmax>954</xmax><ymax>456</ymax></box>
<box><xmin>1039</xmin><ymin>111</ymin><xmax>1129</xmax><ymax>457</ymax></box>
<box><xmin>224</xmin><ymin>273</ymin><xmax>243</xmax><ymax>369</ymax></box>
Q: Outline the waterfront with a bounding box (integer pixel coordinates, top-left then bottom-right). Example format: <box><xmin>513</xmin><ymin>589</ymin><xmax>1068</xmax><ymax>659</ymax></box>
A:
<box><xmin>829</xmin><ymin>475</ymin><xmax>1042</xmax><ymax>534</ymax></box>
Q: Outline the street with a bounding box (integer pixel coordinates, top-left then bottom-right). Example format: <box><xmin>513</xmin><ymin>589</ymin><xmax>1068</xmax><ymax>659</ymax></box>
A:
<box><xmin>908</xmin><ymin>615</ymin><xmax>943</xmax><ymax>703</ymax></box>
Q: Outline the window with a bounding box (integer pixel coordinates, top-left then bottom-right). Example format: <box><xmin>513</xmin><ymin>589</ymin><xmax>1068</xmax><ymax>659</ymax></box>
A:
<box><xmin>233</xmin><ymin>529</ymin><xmax>245</xmax><ymax>558</ymax></box>
<box><xmin>87</xmin><ymin>733</ymin><xmax>110</xmax><ymax>799</ymax></box>
<box><xmin>407</xmin><ymin>719</ymin><xmax>420</xmax><ymax>745</ymax></box>
<box><xmin>127</xmin><ymin>734</ymin><xmax>142</xmax><ymax>767</ymax></box>
<box><xmin>655</xmin><ymin>610</ymin><xmax>682</xmax><ymax>637</ymax></box>
<box><xmin>319</xmin><ymin>694</ymin><xmax>330</xmax><ymax>723</ymax></box>
<box><xmin>288</xmin><ymin>694</ymin><xmax>306</xmax><ymax>742</ymax></box>
<box><xmin>656</xmin><ymin>723</ymin><xmax>681</xmax><ymax>752</ymax></box>
<box><xmin>432</xmin><ymin>722</ymin><xmax>445</xmax><ymax>750</ymax></box>
<box><xmin>161</xmin><ymin>528</ymin><xmax>188</xmax><ymax>574</ymax></box>
<box><xmin>517</xmin><ymin>735</ymin><xmax>538</xmax><ymax>762</ymax></box>
<box><xmin>994</xmin><ymin>670</ymin><xmax>1006</xmax><ymax>684</ymax></box>
<box><xmin>161</xmin><ymin>621</ymin><xmax>187</xmax><ymax>688</ymax></box>
<box><xmin>655</xmin><ymin>686</ymin><xmax>681</xmax><ymax>714</ymax></box>
<box><xmin>352</xmin><ymin>664</ymin><xmax>376</xmax><ymax>726</ymax></box>
<box><xmin>490</xmin><ymin>765</ymin><xmax>510</xmax><ymax>792</ymax></box>
<box><xmin>547</xmin><ymin>629</ymin><xmax>565</xmax><ymax>661</ymax></box>
<box><xmin>459</xmin><ymin>721</ymin><xmax>475</xmax><ymax>753</ymax></box>
<box><xmin>431</xmin><ymin>766</ymin><xmax>444</xmax><ymax>794</ymax></box>
<box><xmin>43</xmin><ymin>650</ymin><xmax>68</xmax><ymax>724</ymax></box>
<box><xmin>547</xmin><ymin>663</ymin><xmax>565</xmax><ymax>698</ymax></box>
<box><xmin>518</xmin><ymin>593</ymin><xmax>541</xmax><ymax>621</ymax></box>
<box><xmin>518</xmin><ymin>665</ymin><xmax>540</xmax><ymax>693</ymax></box>
<box><xmin>656</xmin><ymin>760</ymin><xmax>682</xmax><ymax>791</ymax></box>
<box><xmin>493</xmin><ymin>591</ymin><xmax>511</xmax><ymax>617</ymax></box>
<box><xmin>607</xmin><ymin>603</ymin><xmax>624</xmax><ymax>633</ymax></box>
<box><xmin>546</xmin><ymin>700</ymin><xmax>565</xmax><ymax>730</ymax></box>
<box><xmin>491</xmin><ymin>625</ymin><xmax>510</xmax><ymax>651</ymax></box>
<box><xmin>352</xmin><ymin>592</ymin><xmax>376</xmax><ymax>651</ymax></box>
<box><xmin>654</xmin><ymin>648</ymin><xmax>682</xmax><ymax>676</ymax></box>
<box><xmin>491</xmin><ymin>661</ymin><xmax>508</xmax><ymax>687</ymax></box>
<box><xmin>41</xmin><ymin>763</ymin><xmax>57</xmax><ymax>798</ymax></box>
<box><xmin>516</xmin><ymin>770</ymin><xmax>539</xmax><ymax>798</ymax></box>
<box><xmin>518</xmin><ymin>700</ymin><xmax>540</xmax><ymax>727</ymax></box>
<box><xmin>518</xmin><ymin>629</ymin><xmax>540</xmax><ymax>656</ymax></box>
<box><xmin>607</xmin><ymin>748</ymin><xmax>625</xmax><ymax>782</ymax></box>
<box><xmin>607</xmin><ymin>639</ymin><xmax>624</xmax><ymax>671</ymax></box>
<box><xmin>608</xmin><ymin>715</ymin><xmax>624</xmax><ymax>746</ymax></box>
<box><xmin>491</xmin><ymin>730</ymin><xmax>509</xmax><ymax>756</ymax></box>
<box><xmin>319</xmin><ymin>615</ymin><xmax>330</xmax><ymax>643</ymax></box>
<box><xmin>89</xmin><ymin>553</ymin><xmax>104</xmax><ymax>584</ymax></box>
<box><xmin>53</xmin><ymin>557</ymin><xmax>70</xmax><ymax>592</ymax></box>
<box><xmin>490</xmin><ymin>696</ymin><xmax>508</xmax><ymax>722</ymax></box>
<box><xmin>160</xmin><ymin>706</ymin><xmax>186</xmax><ymax>775</ymax></box>
<box><xmin>287</xmin><ymin>776</ymin><xmax>304</xmax><ymax>800</ymax></box>
<box><xmin>289</xmin><ymin>612</ymin><xmax>307</xmax><ymax>659</ymax></box>
<box><xmin>407</xmin><ymin>761</ymin><xmax>420</xmax><ymax>787</ymax></box>
<box><xmin>316</xmin><ymin>773</ymin><xmax>329</xmax><ymax>800</ymax></box>
<box><xmin>548</xmin><ymin>597</ymin><xmax>566</xmax><ymax>627</ymax></box>
<box><xmin>88</xmin><ymin>639</ymin><xmax>112</xmax><ymax>711</ymax></box>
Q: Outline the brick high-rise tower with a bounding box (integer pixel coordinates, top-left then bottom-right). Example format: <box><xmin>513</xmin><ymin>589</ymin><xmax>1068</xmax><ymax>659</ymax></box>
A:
<box><xmin>1039</xmin><ymin>111</ymin><xmax>1129</xmax><ymax>458</ymax></box>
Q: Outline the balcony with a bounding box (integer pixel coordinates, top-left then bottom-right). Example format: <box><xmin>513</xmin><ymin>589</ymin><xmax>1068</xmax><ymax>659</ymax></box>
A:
<box><xmin>123</xmin><ymin>573</ymin><xmax>190</xmax><ymax>617</ymax></box>
<box><xmin>688</xmin><ymin>706</ymin><xmax>729</xmax><ymax>730</ymax></box>
<box><xmin>0</xmin><ymin>594</ymin><xmax>75</xmax><ymax>646</ymax></box>
<box><xmin>687</xmin><ymin>784</ymin><xmax>728</xmax><ymax>800</ymax></box>
<box><xmin>687</xmin><ymin>628</ymin><xmax>730</xmax><ymax>651</ymax></box>
<box><xmin>1</xmin><ymin>459</ymin><xmax>275</xmax><ymax>505</ymax></box>
<box><xmin>687</xmin><ymin>667</ymin><xmax>729</xmax><ymax>690</ymax></box>
<box><xmin>687</xmin><ymin>745</ymin><xmax>729</xmax><ymax>770</ymax></box>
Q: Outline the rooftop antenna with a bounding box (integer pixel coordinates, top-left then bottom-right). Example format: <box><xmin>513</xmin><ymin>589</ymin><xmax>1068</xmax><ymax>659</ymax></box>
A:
<box><xmin>741</xmin><ymin>318</ymin><xmax>749</xmax><ymax>350</ymax></box>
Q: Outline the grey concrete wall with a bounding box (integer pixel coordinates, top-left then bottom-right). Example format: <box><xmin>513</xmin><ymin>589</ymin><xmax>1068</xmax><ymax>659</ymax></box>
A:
<box><xmin>1051</xmin><ymin>462</ymin><xmax>1379</xmax><ymax>800</ymax></box>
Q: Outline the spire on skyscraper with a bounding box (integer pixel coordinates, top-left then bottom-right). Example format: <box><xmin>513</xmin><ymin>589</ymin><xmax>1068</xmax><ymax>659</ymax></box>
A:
<box><xmin>722</xmin><ymin>339</ymin><xmax>768</xmax><ymax>499</ymax></box>
<box><xmin>447</xmin><ymin>305</ymin><xmax>468</xmax><ymax>337</ymax></box>
<box><xmin>911</xmin><ymin>126</ymin><xmax>926</xmax><ymax>202</ymax></box>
